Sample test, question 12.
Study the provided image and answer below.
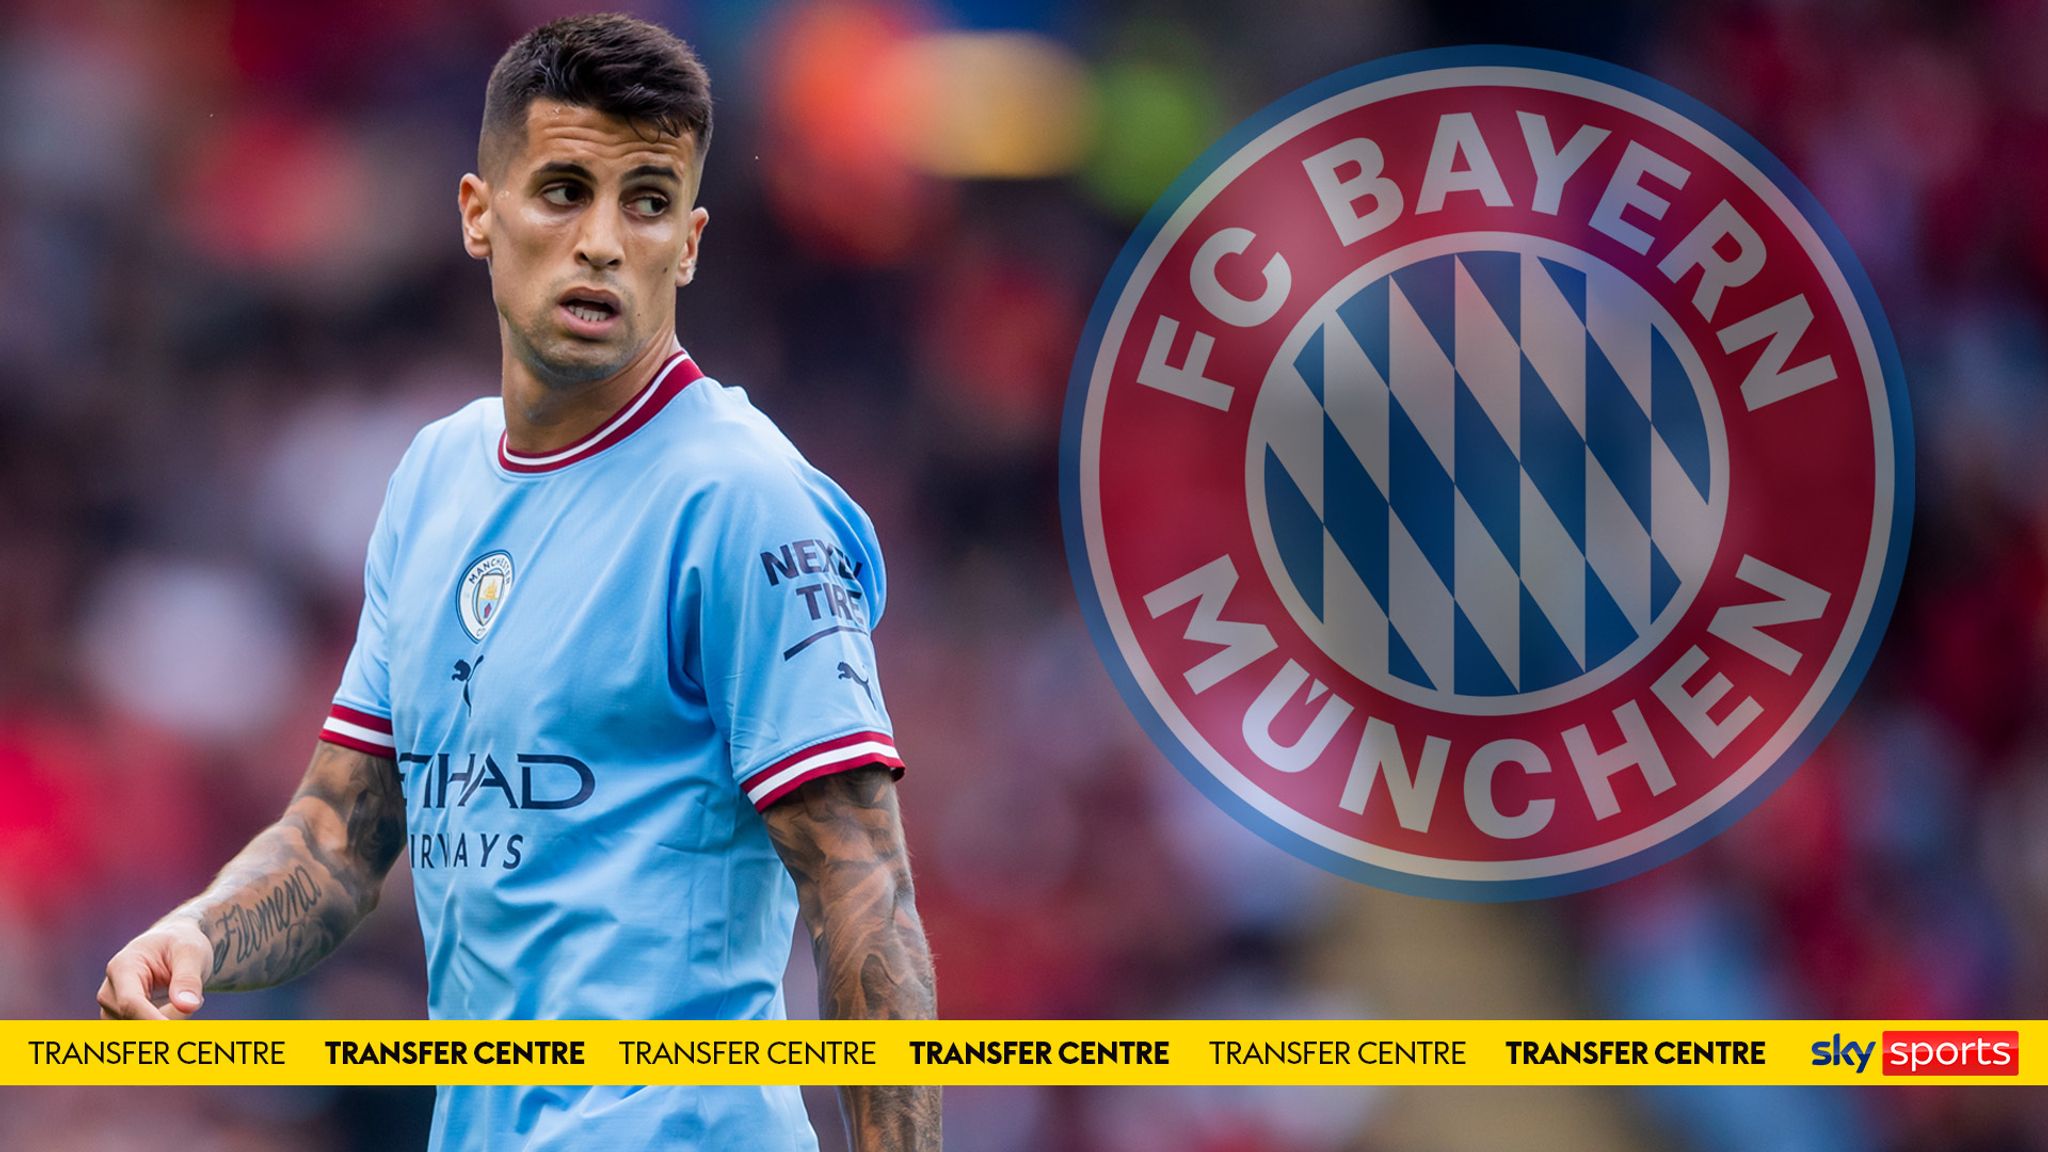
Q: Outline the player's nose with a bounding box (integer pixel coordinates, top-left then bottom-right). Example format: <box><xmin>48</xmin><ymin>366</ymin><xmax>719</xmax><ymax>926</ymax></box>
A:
<box><xmin>574</xmin><ymin>202</ymin><xmax>625</xmax><ymax>270</ymax></box>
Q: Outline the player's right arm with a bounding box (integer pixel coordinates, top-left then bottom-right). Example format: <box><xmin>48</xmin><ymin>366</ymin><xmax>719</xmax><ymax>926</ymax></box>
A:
<box><xmin>96</xmin><ymin>741</ymin><xmax>405</xmax><ymax>1019</ymax></box>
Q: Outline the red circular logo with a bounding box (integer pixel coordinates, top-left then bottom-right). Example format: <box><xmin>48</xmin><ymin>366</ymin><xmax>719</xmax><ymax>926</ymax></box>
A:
<box><xmin>1062</xmin><ymin>49</ymin><xmax>1911</xmax><ymax>898</ymax></box>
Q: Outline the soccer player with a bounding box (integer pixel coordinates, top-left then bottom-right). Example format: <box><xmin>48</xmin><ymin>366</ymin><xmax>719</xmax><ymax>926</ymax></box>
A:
<box><xmin>96</xmin><ymin>14</ymin><xmax>938</xmax><ymax>1151</ymax></box>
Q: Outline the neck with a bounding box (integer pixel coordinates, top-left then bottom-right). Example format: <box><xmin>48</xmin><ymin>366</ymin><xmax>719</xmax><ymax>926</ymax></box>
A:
<box><xmin>500</xmin><ymin>333</ymin><xmax>681</xmax><ymax>456</ymax></box>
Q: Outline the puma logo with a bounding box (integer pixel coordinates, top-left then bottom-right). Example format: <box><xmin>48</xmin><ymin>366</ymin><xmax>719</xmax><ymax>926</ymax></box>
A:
<box><xmin>452</xmin><ymin>655</ymin><xmax>484</xmax><ymax>713</ymax></box>
<box><xmin>837</xmin><ymin>661</ymin><xmax>877</xmax><ymax>707</ymax></box>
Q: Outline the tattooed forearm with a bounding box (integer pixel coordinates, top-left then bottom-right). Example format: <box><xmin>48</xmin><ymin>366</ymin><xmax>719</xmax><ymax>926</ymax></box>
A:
<box><xmin>171</xmin><ymin>742</ymin><xmax>407</xmax><ymax>991</ymax></box>
<box><xmin>765</xmin><ymin>766</ymin><xmax>940</xmax><ymax>1152</ymax></box>
<box><xmin>214</xmin><ymin>865</ymin><xmax>322</xmax><ymax>965</ymax></box>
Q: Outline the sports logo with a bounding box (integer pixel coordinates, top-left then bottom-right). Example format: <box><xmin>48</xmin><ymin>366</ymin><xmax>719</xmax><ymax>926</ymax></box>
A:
<box><xmin>1061</xmin><ymin>49</ymin><xmax>1911</xmax><ymax>899</ymax></box>
<box><xmin>458</xmin><ymin>551</ymin><xmax>515</xmax><ymax>642</ymax></box>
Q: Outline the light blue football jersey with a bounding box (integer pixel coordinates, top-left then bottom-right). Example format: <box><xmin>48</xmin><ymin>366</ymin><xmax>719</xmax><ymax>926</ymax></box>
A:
<box><xmin>315</xmin><ymin>348</ymin><xmax>902</xmax><ymax>1151</ymax></box>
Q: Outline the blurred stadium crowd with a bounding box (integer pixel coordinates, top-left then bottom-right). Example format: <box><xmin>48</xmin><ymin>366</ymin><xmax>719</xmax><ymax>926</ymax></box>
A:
<box><xmin>2</xmin><ymin>0</ymin><xmax>2046</xmax><ymax>1149</ymax></box>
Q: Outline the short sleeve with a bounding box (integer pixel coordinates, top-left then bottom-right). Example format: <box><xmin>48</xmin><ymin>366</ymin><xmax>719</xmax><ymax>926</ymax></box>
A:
<box><xmin>319</xmin><ymin>474</ymin><xmax>399</xmax><ymax>759</ymax></box>
<box><xmin>692</xmin><ymin>456</ymin><xmax>902</xmax><ymax>811</ymax></box>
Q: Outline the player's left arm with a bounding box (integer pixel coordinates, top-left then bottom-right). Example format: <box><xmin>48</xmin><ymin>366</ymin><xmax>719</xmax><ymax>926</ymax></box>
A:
<box><xmin>763</xmin><ymin>765</ymin><xmax>939</xmax><ymax>1152</ymax></box>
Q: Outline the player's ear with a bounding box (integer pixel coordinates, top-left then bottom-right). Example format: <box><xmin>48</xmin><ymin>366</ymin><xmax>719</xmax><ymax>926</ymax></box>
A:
<box><xmin>458</xmin><ymin>174</ymin><xmax>493</xmax><ymax>261</ymax></box>
<box><xmin>677</xmin><ymin>205</ymin><xmax>708</xmax><ymax>288</ymax></box>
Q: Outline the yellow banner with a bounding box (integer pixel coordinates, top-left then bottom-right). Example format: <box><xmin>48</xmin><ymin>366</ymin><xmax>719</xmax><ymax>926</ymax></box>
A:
<box><xmin>1</xmin><ymin>1021</ymin><xmax>2034</xmax><ymax>1086</ymax></box>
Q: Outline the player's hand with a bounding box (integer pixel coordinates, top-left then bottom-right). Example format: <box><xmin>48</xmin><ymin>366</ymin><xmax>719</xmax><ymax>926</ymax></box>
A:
<box><xmin>98</xmin><ymin>917</ymin><xmax>215</xmax><ymax>1020</ymax></box>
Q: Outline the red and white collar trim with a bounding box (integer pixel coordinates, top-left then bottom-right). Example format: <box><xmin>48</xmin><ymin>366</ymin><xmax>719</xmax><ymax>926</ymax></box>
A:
<box><xmin>498</xmin><ymin>348</ymin><xmax>704</xmax><ymax>474</ymax></box>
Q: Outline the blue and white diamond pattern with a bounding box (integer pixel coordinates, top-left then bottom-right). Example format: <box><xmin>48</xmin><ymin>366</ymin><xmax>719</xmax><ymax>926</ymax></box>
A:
<box><xmin>1252</xmin><ymin>245</ymin><xmax>1721</xmax><ymax>701</ymax></box>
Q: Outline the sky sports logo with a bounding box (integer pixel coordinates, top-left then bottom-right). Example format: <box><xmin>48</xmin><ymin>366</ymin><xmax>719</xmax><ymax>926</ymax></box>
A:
<box><xmin>1810</xmin><ymin>1032</ymin><xmax>2018</xmax><ymax>1076</ymax></box>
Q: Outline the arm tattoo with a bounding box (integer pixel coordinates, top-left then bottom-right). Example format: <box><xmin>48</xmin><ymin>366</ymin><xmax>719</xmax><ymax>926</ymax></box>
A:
<box><xmin>177</xmin><ymin>742</ymin><xmax>407</xmax><ymax>991</ymax></box>
<box><xmin>765</xmin><ymin>766</ymin><xmax>940</xmax><ymax>1152</ymax></box>
<box><xmin>211</xmin><ymin>865</ymin><xmax>322</xmax><ymax>969</ymax></box>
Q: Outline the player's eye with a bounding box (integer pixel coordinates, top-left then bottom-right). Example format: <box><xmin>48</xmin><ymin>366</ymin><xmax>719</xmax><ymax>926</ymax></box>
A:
<box><xmin>628</xmin><ymin>192</ymin><xmax>669</xmax><ymax>215</ymax></box>
<box><xmin>540</xmin><ymin>183</ymin><xmax>586</xmax><ymax>207</ymax></box>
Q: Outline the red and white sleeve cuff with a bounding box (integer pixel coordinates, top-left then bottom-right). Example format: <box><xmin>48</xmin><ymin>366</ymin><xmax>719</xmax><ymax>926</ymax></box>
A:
<box><xmin>319</xmin><ymin>704</ymin><xmax>395</xmax><ymax>757</ymax></box>
<box><xmin>742</xmin><ymin>731</ymin><xmax>904</xmax><ymax>811</ymax></box>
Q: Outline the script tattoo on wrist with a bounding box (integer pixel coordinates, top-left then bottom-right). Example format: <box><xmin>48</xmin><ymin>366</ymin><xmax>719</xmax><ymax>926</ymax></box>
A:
<box><xmin>212</xmin><ymin>866</ymin><xmax>322</xmax><ymax>965</ymax></box>
<box><xmin>196</xmin><ymin>744</ymin><xmax>407</xmax><ymax>991</ymax></box>
<box><xmin>200</xmin><ymin>831</ymin><xmax>352</xmax><ymax>990</ymax></box>
<box><xmin>765</xmin><ymin>766</ymin><xmax>941</xmax><ymax>1152</ymax></box>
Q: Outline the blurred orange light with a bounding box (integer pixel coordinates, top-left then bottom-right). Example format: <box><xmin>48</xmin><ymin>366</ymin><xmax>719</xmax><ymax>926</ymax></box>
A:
<box><xmin>760</xmin><ymin>0</ymin><xmax>948</xmax><ymax>265</ymax></box>
<box><xmin>880</xmin><ymin>32</ymin><xmax>1094</xmax><ymax>180</ymax></box>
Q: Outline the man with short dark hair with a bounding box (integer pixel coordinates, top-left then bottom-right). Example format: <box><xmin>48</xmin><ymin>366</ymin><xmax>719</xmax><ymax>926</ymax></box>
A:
<box><xmin>98</xmin><ymin>14</ymin><xmax>939</xmax><ymax>1151</ymax></box>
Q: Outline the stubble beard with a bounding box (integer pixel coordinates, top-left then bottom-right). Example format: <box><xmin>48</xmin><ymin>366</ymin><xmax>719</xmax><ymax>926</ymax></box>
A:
<box><xmin>504</xmin><ymin>305</ymin><xmax>637</xmax><ymax>392</ymax></box>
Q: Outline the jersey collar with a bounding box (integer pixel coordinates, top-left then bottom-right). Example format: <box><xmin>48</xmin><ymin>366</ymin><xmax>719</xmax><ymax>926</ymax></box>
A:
<box><xmin>497</xmin><ymin>348</ymin><xmax>703</xmax><ymax>474</ymax></box>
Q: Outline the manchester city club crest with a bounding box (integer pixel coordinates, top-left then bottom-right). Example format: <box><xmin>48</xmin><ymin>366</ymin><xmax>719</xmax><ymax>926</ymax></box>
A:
<box><xmin>1061</xmin><ymin>48</ymin><xmax>1911</xmax><ymax>899</ymax></box>
<box><xmin>458</xmin><ymin>550</ymin><xmax>516</xmax><ymax>642</ymax></box>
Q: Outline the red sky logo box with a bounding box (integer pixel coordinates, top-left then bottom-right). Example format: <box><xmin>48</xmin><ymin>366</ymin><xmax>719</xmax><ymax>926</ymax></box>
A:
<box><xmin>1880</xmin><ymin>1032</ymin><xmax>2019</xmax><ymax>1077</ymax></box>
<box><xmin>1061</xmin><ymin>48</ymin><xmax>1912</xmax><ymax>899</ymax></box>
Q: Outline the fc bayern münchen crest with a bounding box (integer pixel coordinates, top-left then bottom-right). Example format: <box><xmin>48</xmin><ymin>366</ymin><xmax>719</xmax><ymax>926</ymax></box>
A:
<box><xmin>1061</xmin><ymin>48</ymin><xmax>1911</xmax><ymax>899</ymax></box>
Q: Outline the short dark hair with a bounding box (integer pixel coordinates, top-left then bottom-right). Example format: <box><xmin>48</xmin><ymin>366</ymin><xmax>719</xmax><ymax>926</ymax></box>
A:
<box><xmin>479</xmin><ymin>14</ymin><xmax>713</xmax><ymax>177</ymax></box>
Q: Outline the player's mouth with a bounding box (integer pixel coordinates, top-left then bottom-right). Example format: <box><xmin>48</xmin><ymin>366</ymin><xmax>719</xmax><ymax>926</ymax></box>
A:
<box><xmin>557</xmin><ymin>288</ymin><xmax>622</xmax><ymax>337</ymax></box>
